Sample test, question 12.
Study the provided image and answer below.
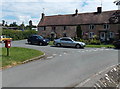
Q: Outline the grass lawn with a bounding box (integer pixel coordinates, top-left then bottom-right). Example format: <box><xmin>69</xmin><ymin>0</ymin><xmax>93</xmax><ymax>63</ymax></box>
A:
<box><xmin>86</xmin><ymin>44</ymin><xmax>114</xmax><ymax>48</ymax></box>
<box><xmin>48</xmin><ymin>41</ymin><xmax>114</xmax><ymax>48</ymax></box>
<box><xmin>1</xmin><ymin>47</ymin><xmax>44</xmax><ymax>68</ymax></box>
<box><xmin>49</xmin><ymin>41</ymin><xmax>54</xmax><ymax>45</ymax></box>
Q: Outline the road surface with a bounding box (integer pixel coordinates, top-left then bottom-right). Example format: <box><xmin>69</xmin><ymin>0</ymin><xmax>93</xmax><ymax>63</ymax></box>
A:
<box><xmin>2</xmin><ymin>40</ymin><xmax>119</xmax><ymax>87</ymax></box>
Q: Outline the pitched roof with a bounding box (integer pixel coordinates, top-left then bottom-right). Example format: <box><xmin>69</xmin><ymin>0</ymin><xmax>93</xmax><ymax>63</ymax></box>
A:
<box><xmin>38</xmin><ymin>10</ymin><xmax>120</xmax><ymax>27</ymax></box>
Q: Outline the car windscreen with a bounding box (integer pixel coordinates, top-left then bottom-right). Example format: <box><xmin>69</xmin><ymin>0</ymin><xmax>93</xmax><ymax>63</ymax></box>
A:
<box><xmin>37</xmin><ymin>36</ymin><xmax>43</xmax><ymax>39</ymax></box>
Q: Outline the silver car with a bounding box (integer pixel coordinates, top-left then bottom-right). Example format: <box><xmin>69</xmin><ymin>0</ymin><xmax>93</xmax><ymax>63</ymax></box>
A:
<box><xmin>53</xmin><ymin>37</ymin><xmax>86</xmax><ymax>48</ymax></box>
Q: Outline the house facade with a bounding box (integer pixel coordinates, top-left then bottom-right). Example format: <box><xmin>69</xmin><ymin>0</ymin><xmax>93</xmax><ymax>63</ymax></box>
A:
<box><xmin>38</xmin><ymin>7</ymin><xmax>120</xmax><ymax>41</ymax></box>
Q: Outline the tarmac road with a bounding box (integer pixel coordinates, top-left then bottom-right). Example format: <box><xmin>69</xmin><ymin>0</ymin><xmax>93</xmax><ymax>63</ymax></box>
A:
<box><xmin>2</xmin><ymin>40</ymin><xmax>119</xmax><ymax>87</ymax></box>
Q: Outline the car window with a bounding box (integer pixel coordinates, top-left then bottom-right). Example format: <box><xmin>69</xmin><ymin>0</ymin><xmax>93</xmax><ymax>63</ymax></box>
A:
<box><xmin>66</xmin><ymin>39</ymin><xmax>72</xmax><ymax>41</ymax></box>
<box><xmin>60</xmin><ymin>39</ymin><xmax>66</xmax><ymax>41</ymax></box>
<box><xmin>33</xmin><ymin>36</ymin><xmax>38</xmax><ymax>39</ymax></box>
<box><xmin>37</xmin><ymin>36</ymin><xmax>43</xmax><ymax>39</ymax></box>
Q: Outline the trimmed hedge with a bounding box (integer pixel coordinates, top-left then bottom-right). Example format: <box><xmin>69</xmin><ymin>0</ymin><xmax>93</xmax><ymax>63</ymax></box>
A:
<box><xmin>2</xmin><ymin>29</ymin><xmax>38</xmax><ymax>40</ymax></box>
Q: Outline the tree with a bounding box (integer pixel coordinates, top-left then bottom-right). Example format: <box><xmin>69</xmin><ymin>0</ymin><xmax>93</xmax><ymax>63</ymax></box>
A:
<box><xmin>29</xmin><ymin>20</ymin><xmax>33</xmax><ymax>30</ymax></box>
<box><xmin>20</xmin><ymin>22</ymin><xmax>25</xmax><ymax>31</ymax></box>
<box><xmin>5</xmin><ymin>22</ymin><xmax>8</xmax><ymax>27</ymax></box>
<box><xmin>9</xmin><ymin>22</ymin><xmax>18</xmax><ymax>27</ymax></box>
<box><xmin>114</xmin><ymin>0</ymin><xmax>120</xmax><ymax>9</ymax></box>
<box><xmin>76</xmin><ymin>25</ymin><xmax>82</xmax><ymax>39</ymax></box>
<box><xmin>114</xmin><ymin>0</ymin><xmax>120</xmax><ymax>5</ymax></box>
<box><xmin>2</xmin><ymin>20</ymin><xmax>5</xmax><ymax>26</ymax></box>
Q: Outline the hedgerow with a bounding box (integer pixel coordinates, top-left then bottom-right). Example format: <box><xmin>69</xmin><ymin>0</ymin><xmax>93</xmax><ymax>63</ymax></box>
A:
<box><xmin>2</xmin><ymin>29</ymin><xmax>38</xmax><ymax>40</ymax></box>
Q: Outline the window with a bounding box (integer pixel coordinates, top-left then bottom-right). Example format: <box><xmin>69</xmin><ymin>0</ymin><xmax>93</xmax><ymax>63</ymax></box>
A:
<box><xmin>43</xmin><ymin>26</ymin><xmax>46</xmax><ymax>31</ymax></box>
<box><xmin>89</xmin><ymin>32</ymin><xmax>94</xmax><ymax>38</ymax></box>
<box><xmin>109</xmin><ymin>32</ymin><xmax>114</xmax><ymax>38</ymax></box>
<box><xmin>52</xmin><ymin>26</ymin><xmax>56</xmax><ymax>30</ymax></box>
<box><xmin>64</xmin><ymin>26</ymin><xmax>66</xmax><ymax>30</ymax></box>
<box><xmin>104</xmin><ymin>24</ymin><xmax>109</xmax><ymax>29</ymax></box>
<box><xmin>89</xmin><ymin>25</ymin><xmax>95</xmax><ymax>29</ymax></box>
<box><xmin>60</xmin><ymin>38</ymin><xmax>66</xmax><ymax>41</ymax></box>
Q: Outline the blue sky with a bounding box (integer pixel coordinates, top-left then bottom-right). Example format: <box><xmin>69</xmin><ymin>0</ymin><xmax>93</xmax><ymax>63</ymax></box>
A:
<box><xmin>1</xmin><ymin>0</ymin><xmax>118</xmax><ymax>26</ymax></box>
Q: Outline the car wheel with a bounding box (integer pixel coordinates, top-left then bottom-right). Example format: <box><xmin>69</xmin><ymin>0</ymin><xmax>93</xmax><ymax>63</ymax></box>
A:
<box><xmin>56</xmin><ymin>43</ymin><xmax>61</xmax><ymax>47</ymax></box>
<box><xmin>76</xmin><ymin>44</ymin><xmax>81</xmax><ymax>48</ymax></box>
<box><xmin>39</xmin><ymin>42</ymin><xmax>43</xmax><ymax>46</ymax></box>
<box><xmin>28</xmin><ymin>41</ymin><xmax>32</xmax><ymax>44</ymax></box>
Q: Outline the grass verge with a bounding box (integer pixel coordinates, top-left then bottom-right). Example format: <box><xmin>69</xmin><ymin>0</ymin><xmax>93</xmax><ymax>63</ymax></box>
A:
<box><xmin>48</xmin><ymin>41</ymin><xmax>114</xmax><ymax>48</ymax></box>
<box><xmin>86</xmin><ymin>45</ymin><xmax>114</xmax><ymax>48</ymax></box>
<box><xmin>1</xmin><ymin>47</ymin><xmax>44</xmax><ymax>68</ymax></box>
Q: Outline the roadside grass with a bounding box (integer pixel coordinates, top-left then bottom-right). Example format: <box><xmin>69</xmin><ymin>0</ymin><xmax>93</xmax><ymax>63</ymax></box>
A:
<box><xmin>48</xmin><ymin>41</ymin><xmax>114</xmax><ymax>48</ymax></box>
<box><xmin>49</xmin><ymin>41</ymin><xmax>54</xmax><ymax>45</ymax></box>
<box><xmin>1</xmin><ymin>47</ymin><xmax>44</xmax><ymax>68</ymax></box>
<box><xmin>86</xmin><ymin>44</ymin><xmax>114</xmax><ymax>48</ymax></box>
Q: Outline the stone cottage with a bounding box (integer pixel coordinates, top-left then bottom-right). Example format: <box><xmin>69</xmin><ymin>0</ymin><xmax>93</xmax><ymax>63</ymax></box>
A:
<box><xmin>37</xmin><ymin>7</ymin><xmax>120</xmax><ymax>41</ymax></box>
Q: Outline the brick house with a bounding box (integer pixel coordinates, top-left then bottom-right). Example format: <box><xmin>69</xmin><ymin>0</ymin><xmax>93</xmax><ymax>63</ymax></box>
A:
<box><xmin>38</xmin><ymin>7</ymin><xmax>120</xmax><ymax>41</ymax></box>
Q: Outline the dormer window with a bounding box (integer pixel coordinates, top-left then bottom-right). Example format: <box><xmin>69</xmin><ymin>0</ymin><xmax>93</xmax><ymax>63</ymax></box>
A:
<box><xmin>104</xmin><ymin>24</ymin><xmax>109</xmax><ymax>29</ymax></box>
<box><xmin>89</xmin><ymin>25</ymin><xmax>95</xmax><ymax>30</ymax></box>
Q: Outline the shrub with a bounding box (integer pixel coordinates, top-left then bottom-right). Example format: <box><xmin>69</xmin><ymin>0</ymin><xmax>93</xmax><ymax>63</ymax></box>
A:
<box><xmin>89</xmin><ymin>39</ymin><xmax>101</xmax><ymax>45</ymax></box>
<box><xmin>79</xmin><ymin>39</ymin><xmax>101</xmax><ymax>45</ymax></box>
<box><xmin>2</xmin><ymin>29</ymin><xmax>38</xmax><ymax>40</ymax></box>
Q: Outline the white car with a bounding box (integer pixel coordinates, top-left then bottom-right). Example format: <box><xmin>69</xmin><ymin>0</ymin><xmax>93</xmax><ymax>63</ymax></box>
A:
<box><xmin>53</xmin><ymin>37</ymin><xmax>86</xmax><ymax>48</ymax></box>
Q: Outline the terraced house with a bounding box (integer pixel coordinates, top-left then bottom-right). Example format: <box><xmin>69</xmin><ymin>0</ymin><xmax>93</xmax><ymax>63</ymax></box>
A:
<box><xmin>38</xmin><ymin>7</ymin><xmax>120</xmax><ymax>41</ymax></box>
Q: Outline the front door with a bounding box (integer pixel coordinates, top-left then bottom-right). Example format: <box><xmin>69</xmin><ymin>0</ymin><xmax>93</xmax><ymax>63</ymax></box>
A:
<box><xmin>100</xmin><ymin>32</ymin><xmax>106</xmax><ymax>41</ymax></box>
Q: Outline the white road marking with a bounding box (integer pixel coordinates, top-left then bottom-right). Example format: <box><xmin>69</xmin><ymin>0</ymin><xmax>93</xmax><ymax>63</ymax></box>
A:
<box><xmin>77</xmin><ymin>78</ymin><xmax>91</xmax><ymax>87</ymax></box>
<box><xmin>53</xmin><ymin>54</ymin><xmax>57</xmax><ymax>56</ymax></box>
<box><xmin>59</xmin><ymin>54</ymin><xmax>62</xmax><ymax>56</ymax></box>
<box><xmin>47</xmin><ymin>56</ymin><xmax>53</xmax><ymax>59</ymax></box>
<box><xmin>63</xmin><ymin>52</ymin><xmax>67</xmax><ymax>54</ymax></box>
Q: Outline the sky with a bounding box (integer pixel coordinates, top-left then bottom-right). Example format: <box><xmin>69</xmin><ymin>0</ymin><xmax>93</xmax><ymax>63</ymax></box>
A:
<box><xmin>1</xmin><ymin>0</ymin><xmax>119</xmax><ymax>26</ymax></box>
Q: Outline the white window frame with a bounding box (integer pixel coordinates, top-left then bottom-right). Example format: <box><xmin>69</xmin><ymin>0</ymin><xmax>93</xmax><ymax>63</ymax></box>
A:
<box><xmin>89</xmin><ymin>32</ymin><xmax>94</xmax><ymax>38</ymax></box>
<box><xmin>104</xmin><ymin>24</ymin><xmax>110</xmax><ymax>29</ymax></box>
<box><xmin>89</xmin><ymin>25</ymin><xmax>95</xmax><ymax>30</ymax></box>
<box><xmin>109</xmin><ymin>32</ymin><xmax>114</xmax><ymax>38</ymax></box>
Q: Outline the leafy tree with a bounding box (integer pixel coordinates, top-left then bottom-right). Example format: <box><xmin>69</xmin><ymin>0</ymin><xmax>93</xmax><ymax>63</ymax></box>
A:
<box><xmin>9</xmin><ymin>22</ymin><xmax>18</xmax><ymax>27</ymax></box>
<box><xmin>29</xmin><ymin>20</ymin><xmax>33</xmax><ymax>30</ymax></box>
<box><xmin>76</xmin><ymin>25</ymin><xmax>82</xmax><ymax>39</ymax></box>
<box><xmin>2</xmin><ymin>20</ymin><xmax>5</xmax><ymax>26</ymax></box>
<box><xmin>20</xmin><ymin>22</ymin><xmax>25</xmax><ymax>31</ymax></box>
<box><xmin>114</xmin><ymin>0</ymin><xmax>120</xmax><ymax>5</ymax></box>
<box><xmin>5</xmin><ymin>22</ymin><xmax>8</xmax><ymax>27</ymax></box>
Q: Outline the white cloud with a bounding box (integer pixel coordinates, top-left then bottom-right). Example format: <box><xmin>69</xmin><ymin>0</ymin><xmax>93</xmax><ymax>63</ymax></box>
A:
<box><xmin>2</xmin><ymin>0</ymin><xmax>118</xmax><ymax>25</ymax></box>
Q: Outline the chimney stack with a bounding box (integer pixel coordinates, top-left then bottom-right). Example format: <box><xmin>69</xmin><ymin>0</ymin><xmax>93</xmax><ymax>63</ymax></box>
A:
<box><xmin>41</xmin><ymin>13</ymin><xmax>45</xmax><ymax>19</ymax></box>
<box><xmin>97</xmin><ymin>7</ymin><xmax>102</xmax><ymax>13</ymax></box>
<box><xmin>75</xmin><ymin>9</ymin><xmax>78</xmax><ymax>15</ymax></box>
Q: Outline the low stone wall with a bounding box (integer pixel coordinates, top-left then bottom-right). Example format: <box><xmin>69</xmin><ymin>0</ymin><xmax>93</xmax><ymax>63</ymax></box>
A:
<box><xmin>93</xmin><ymin>64</ymin><xmax>120</xmax><ymax>89</ymax></box>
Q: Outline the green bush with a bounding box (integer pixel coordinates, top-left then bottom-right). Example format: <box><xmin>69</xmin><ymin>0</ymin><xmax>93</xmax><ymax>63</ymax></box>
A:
<box><xmin>2</xmin><ymin>29</ymin><xmax>38</xmax><ymax>40</ymax></box>
<box><xmin>79</xmin><ymin>39</ymin><xmax>101</xmax><ymax>45</ymax></box>
<box><xmin>89</xmin><ymin>39</ymin><xmax>101</xmax><ymax>45</ymax></box>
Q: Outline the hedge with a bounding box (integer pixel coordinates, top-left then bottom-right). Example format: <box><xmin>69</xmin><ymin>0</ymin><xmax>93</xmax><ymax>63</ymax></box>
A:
<box><xmin>2</xmin><ymin>29</ymin><xmax>38</xmax><ymax>40</ymax></box>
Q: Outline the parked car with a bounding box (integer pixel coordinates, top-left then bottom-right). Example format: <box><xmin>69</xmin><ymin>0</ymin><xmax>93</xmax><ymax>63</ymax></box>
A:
<box><xmin>0</xmin><ymin>35</ymin><xmax>12</xmax><ymax>43</ymax></box>
<box><xmin>53</xmin><ymin>37</ymin><xmax>86</xmax><ymax>48</ymax></box>
<box><xmin>113</xmin><ymin>40</ymin><xmax>120</xmax><ymax>49</ymax></box>
<box><xmin>27</xmin><ymin>35</ymin><xmax>49</xmax><ymax>46</ymax></box>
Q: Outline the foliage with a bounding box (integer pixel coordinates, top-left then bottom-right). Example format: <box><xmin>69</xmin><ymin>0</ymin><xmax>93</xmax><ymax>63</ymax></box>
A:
<box><xmin>76</xmin><ymin>25</ymin><xmax>82</xmax><ymax>38</ymax></box>
<box><xmin>2</xmin><ymin>29</ymin><xmax>38</xmax><ymax>40</ymax></box>
<box><xmin>86</xmin><ymin>45</ymin><xmax>114</xmax><ymax>48</ymax></box>
<box><xmin>79</xmin><ymin>38</ymin><xmax>101</xmax><ymax>45</ymax></box>
<box><xmin>1</xmin><ymin>47</ymin><xmax>44</xmax><ymax>68</ymax></box>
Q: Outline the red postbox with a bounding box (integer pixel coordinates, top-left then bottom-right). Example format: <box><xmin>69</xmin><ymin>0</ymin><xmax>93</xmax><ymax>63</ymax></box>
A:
<box><xmin>4</xmin><ymin>40</ymin><xmax>11</xmax><ymax>48</ymax></box>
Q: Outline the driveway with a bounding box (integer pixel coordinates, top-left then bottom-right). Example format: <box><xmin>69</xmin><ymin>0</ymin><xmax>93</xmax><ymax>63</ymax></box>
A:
<box><xmin>2</xmin><ymin>40</ymin><xmax>119</xmax><ymax>87</ymax></box>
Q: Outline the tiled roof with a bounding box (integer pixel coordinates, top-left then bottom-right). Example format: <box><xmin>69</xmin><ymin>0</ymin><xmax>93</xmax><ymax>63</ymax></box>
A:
<box><xmin>38</xmin><ymin>10</ymin><xmax>120</xmax><ymax>27</ymax></box>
